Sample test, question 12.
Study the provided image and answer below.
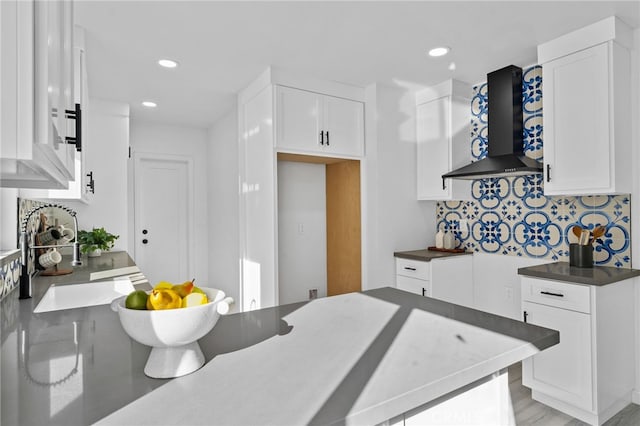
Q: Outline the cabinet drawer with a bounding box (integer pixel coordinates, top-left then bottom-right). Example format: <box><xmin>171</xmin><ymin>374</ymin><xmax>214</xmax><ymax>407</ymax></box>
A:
<box><xmin>396</xmin><ymin>275</ymin><xmax>430</xmax><ymax>297</ymax></box>
<box><xmin>521</xmin><ymin>277</ymin><xmax>591</xmax><ymax>314</ymax></box>
<box><xmin>396</xmin><ymin>258</ymin><xmax>430</xmax><ymax>280</ymax></box>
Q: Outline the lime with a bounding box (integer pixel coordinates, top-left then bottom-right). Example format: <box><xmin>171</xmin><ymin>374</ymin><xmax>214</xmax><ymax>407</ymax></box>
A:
<box><xmin>192</xmin><ymin>286</ymin><xmax>205</xmax><ymax>295</ymax></box>
<box><xmin>125</xmin><ymin>290</ymin><xmax>149</xmax><ymax>310</ymax></box>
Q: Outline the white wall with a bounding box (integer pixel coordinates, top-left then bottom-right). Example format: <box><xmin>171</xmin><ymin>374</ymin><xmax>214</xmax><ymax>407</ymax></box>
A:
<box><xmin>277</xmin><ymin>161</ymin><xmax>326</xmax><ymax>304</ymax></box>
<box><xmin>63</xmin><ymin>99</ymin><xmax>130</xmax><ymax>252</ymax></box>
<box><xmin>630</xmin><ymin>27</ymin><xmax>640</xmax><ymax>404</ymax></box>
<box><xmin>129</xmin><ymin>120</ymin><xmax>209</xmax><ymax>286</ymax></box>
<box><xmin>207</xmin><ymin>106</ymin><xmax>240</xmax><ymax>310</ymax></box>
<box><xmin>363</xmin><ymin>83</ymin><xmax>435</xmax><ymax>290</ymax></box>
<box><xmin>473</xmin><ymin>253</ymin><xmax>547</xmax><ymax>320</ymax></box>
<box><xmin>0</xmin><ymin>188</ymin><xmax>18</xmax><ymax>249</ymax></box>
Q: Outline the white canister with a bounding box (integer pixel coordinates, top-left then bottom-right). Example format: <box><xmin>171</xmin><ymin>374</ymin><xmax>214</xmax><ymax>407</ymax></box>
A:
<box><xmin>443</xmin><ymin>231</ymin><xmax>456</xmax><ymax>250</ymax></box>
<box><xmin>435</xmin><ymin>230</ymin><xmax>444</xmax><ymax>249</ymax></box>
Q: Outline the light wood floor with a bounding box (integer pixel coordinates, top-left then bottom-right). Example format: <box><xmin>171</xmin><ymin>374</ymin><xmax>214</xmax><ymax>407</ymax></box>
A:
<box><xmin>509</xmin><ymin>362</ymin><xmax>640</xmax><ymax>425</ymax></box>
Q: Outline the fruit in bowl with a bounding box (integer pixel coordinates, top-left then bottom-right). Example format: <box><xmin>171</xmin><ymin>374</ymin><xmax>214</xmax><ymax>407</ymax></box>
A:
<box><xmin>124</xmin><ymin>279</ymin><xmax>211</xmax><ymax>311</ymax></box>
<box><xmin>111</xmin><ymin>282</ymin><xmax>233</xmax><ymax>378</ymax></box>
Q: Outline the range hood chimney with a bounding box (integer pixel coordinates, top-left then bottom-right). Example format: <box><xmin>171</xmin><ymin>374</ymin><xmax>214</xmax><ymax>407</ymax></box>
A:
<box><xmin>442</xmin><ymin>65</ymin><xmax>542</xmax><ymax>180</ymax></box>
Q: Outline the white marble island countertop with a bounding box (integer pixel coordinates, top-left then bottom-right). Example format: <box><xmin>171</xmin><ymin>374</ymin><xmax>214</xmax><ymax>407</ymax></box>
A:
<box><xmin>98</xmin><ymin>288</ymin><xmax>558</xmax><ymax>426</ymax></box>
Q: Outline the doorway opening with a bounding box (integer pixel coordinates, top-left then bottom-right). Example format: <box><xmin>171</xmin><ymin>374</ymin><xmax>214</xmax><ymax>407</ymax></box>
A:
<box><xmin>277</xmin><ymin>153</ymin><xmax>361</xmax><ymax>304</ymax></box>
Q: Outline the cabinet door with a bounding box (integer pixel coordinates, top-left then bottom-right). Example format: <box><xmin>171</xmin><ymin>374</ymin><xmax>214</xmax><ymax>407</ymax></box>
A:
<box><xmin>543</xmin><ymin>43</ymin><xmax>610</xmax><ymax>195</ymax></box>
<box><xmin>396</xmin><ymin>275</ymin><xmax>429</xmax><ymax>297</ymax></box>
<box><xmin>275</xmin><ymin>86</ymin><xmax>322</xmax><ymax>152</ymax></box>
<box><xmin>431</xmin><ymin>256</ymin><xmax>473</xmax><ymax>308</ymax></box>
<box><xmin>522</xmin><ymin>301</ymin><xmax>593</xmax><ymax>411</ymax></box>
<box><xmin>323</xmin><ymin>95</ymin><xmax>364</xmax><ymax>157</ymax></box>
<box><xmin>19</xmin><ymin>27</ymin><xmax>91</xmax><ymax>201</ymax></box>
<box><xmin>417</xmin><ymin>97</ymin><xmax>450</xmax><ymax>200</ymax></box>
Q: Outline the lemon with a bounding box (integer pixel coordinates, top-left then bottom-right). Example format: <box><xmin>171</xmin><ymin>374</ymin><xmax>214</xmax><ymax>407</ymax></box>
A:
<box><xmin>182</xmin><ymin>292</ymin><xmax>209</xmax><ymax>308</ymax></box>
<box><xmin>154</xmin><ymin>281</ymin><xmax>173</xmax><ymax>290</ymax></box>
<box><xmin>147</xmin><ymin>289</ymin><xmax>182</xmax><ymax>310</ymax></box>
<box><xmin>125</xmin><ymin>290</ymin><xmax>148</xmax><ymax>310</ymax></box>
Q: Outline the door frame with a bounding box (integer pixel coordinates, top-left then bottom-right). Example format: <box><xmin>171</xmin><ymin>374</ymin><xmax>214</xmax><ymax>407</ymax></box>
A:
<box><xmin>132</xmin><ymin>151</ymin><xmax>196</xmax><ymax>282</ymax></box>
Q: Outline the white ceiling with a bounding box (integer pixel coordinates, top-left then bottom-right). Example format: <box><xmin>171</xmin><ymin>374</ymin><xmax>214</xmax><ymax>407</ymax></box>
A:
<box><xmin>75</xmin><ymin>1</ymin><xmax>640</xmax><ymax>129</ymax></box>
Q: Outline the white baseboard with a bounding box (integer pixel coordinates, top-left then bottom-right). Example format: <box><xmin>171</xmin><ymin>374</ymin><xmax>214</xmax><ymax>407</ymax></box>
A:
<box><xmin>632</xmin><ymin>390</ymin><xmax>640</xmax><ymax>405</ymax></box>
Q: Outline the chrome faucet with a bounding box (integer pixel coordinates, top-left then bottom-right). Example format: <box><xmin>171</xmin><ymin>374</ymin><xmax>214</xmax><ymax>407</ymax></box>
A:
<box><xmin>19</xmin><ymin>203</ymin><xmax>82</xmax><ymax>299</ymax></box>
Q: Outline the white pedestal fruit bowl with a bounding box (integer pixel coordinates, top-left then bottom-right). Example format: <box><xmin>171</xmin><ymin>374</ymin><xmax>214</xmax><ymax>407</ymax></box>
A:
<box><xmin>111</xmin><ymin>287</ymin><xmax>233</xmax><ymax>378</ymax></box>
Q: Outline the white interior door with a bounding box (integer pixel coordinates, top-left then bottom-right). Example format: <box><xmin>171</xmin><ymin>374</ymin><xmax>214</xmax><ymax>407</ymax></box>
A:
<box><xmin>134</xmin><ymin>153</ymin><xmax>192</xmax><ymax>286</ymax></box>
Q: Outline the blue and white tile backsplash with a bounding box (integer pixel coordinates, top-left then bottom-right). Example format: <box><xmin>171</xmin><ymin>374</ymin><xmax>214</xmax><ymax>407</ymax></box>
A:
<box><xmin>0</xmin><ymin>198</ymin><xmax>50</xmax><ymax>302</ymax></box>
<box><xmin>1</xmin><ymin>254</ymin><xmax>21</xmax><ymax>301</ymax></box>
<box><xmin>437</xmin><ymin>66</ymin><xmax>631</xmax><ymax>268</ymax></box>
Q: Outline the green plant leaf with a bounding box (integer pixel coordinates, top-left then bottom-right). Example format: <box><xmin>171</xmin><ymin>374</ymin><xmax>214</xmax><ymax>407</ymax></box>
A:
<box><xmin>77</xmin><ymin>227</ymin><xmax>119</xmax><ymax>254</ymax></box>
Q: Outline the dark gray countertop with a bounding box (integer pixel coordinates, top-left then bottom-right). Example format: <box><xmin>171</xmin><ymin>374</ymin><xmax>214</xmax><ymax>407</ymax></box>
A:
<box><xmin>518</xmin><ymin>261</ymin><xmax>640</xmax><ymax>286</ymax></box>
<box><xmin>2</xmin><ymin>251</ymin><xmax>558</xmax><ymax>426</ymax></box>
<box><xmin>98</xmin><ymin>287</ymin><xmax>558</xmax><ymax>426</ymax></box>
<box><xmin>394</xmin><ymin>249</ymin><xmax>473</xmax><ymax>261</ymax></box>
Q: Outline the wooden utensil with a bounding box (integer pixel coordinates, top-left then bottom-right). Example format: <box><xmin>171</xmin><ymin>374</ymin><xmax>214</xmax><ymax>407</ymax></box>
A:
<box><xmin>590</xmin><ymin>225</ymin><xmax>605</xmax><ymax>244</ymax></box>
<box><xmin>579</xmin><ymin>229</ymin><xmax>591</xmax><ymax>245</ymax></box>
<box><xmin>572</xmin><ymin>225</ymin><xmax>583</xmax><ymax>240</ymax></box>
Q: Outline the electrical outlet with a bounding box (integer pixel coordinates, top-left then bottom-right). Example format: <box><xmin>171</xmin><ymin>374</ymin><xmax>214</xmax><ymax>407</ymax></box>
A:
<box><xmin>309</xmin><ymin>289</ymin><xmax>318</xmax><ymax>299</ymax></box>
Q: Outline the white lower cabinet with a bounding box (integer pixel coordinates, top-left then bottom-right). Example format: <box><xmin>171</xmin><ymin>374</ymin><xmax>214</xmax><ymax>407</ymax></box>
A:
<box><xmin>522</xmin><ymin>300</ymin><xmax>592</xmax><ymax>410</ymax></box>
<box><xmin>520</xmin><ymin>276</ymin><xmax>635</xmax><ymax>425</ymax></box>
<box><xmin>395</xmin><ymin>255</ymin><xmax>473</xmax><ymax>308</ymax></box>
<box><xmin>403</xmin><ymin>370</ymin><xmax>513</xmax><ymax>426</ymax></box>
<box><xmin>396</xmin><ymin>275</ymin><xmax>430</xmax><ymax>297</ymax></box>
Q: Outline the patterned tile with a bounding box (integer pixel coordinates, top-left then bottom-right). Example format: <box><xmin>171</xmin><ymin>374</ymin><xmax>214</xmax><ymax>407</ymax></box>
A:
<box><xmin>435</xmin><ymin>65</ymin><xmax>632</xmax><ymax>268</ymax></box>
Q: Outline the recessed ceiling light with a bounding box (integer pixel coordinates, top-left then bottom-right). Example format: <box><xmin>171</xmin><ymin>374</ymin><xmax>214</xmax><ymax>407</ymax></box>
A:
<box><xmin>428</xmin><ymin>47</ymin><xmax>450</xmax><ymax>57</ymax></box>
<box><xmin>158</xmin><ymin>59</ymin><xmax>178</xmax><ymax>68</ymax></box>
<box><xmin>142</xmin><ymin>101</ymin><xmax>157</xmax><ymax>108</ymax></box>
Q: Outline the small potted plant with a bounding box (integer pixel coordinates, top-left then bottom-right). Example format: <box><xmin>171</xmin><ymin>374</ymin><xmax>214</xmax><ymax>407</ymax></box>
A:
<box><xmin>77</xmin><ymin>227</ymin><xmax>119</xmax><ymax>257</ymax></box>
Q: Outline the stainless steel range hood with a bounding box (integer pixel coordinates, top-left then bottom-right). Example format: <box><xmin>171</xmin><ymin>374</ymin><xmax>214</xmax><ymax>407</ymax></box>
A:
<box><xmin>442</xmin><ymin>65</ymin><xmax>542</xmax><ymax>180</ymax></box>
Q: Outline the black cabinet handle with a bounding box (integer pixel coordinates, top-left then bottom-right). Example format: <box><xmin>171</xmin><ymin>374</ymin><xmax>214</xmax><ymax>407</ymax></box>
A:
<box><xmin>404</xmin><ymin>267</ymin><xmax>417</xmax><ymax>271</ymax></box>
<box><xmin>326</xmin><ymin>131</ymin><xmax>329</xmax><ymax>146</ymax></box>
<box><xmin>540</xmin><ymin>290</ymin><xmax>564</xmax><ymax>297</ymax></box>
<box><xmin>546</xmin><ymin>164</ymin><xmax>551</xmax><ymax>182</ymax></box>
<box><xmin>142</xmin><ymin>239</ymin><xmax>148</xmax><ymax>244</ymax></box>
<box><xmin>86</xmin><ymin>171</ymin><xmax>95</xmax><ymax>194</ymax></box>
<box><xmin>142</xmin><ymin>229</ymin><xmax>148</xmax><ymax>235</ymax></box>
<box><xmin>422</xmin><ymin>288</ymin><xmax>426</xmax><ymax>297</ymax></box>
<box><xmin>319</xmin><ymin>131</ymin><xmax>324</xmax><ymax>145</ymax></box>
<box><xmin>65</xmin><ymin>103</ymin><xmax>82</xmax><ymax>152</ymax></box>
<box><xmin>442</xmin><ymin>178</ymin><xmax>446</xmax><ymax>190</ymax></box>
<box><xmin>523</xmin><ymin>311</ymin><xmax>528</xmax><ymax>323</ymax></box>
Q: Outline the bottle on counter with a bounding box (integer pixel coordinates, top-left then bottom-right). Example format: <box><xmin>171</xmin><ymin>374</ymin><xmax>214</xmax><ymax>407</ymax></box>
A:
<box><xmin>435</xmin><ymin>229</ymin><xmax>444</xmax><ymax>249</ymax></box>
<box><xmin>443</xmin><ymin>231</ymin><xmax>456</xmax><ymax>250</ymax></box>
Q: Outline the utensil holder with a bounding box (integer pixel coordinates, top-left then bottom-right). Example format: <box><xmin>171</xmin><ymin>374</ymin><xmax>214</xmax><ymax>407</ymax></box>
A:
<box><xmin>569</xmin><ymin>243</ymin><xmax>593</xmax><ymax>268</ymax></box>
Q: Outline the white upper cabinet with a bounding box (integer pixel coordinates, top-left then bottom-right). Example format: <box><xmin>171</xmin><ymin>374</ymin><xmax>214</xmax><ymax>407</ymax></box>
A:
<box><xmin>276</xmin><ymin>85</ymin><xmax>364</xmax><ymax>158</ymax></box>
<box><xmin>416</xmin><ymin>80</ymin><xmax>471</xmax><ymax>200</ymax></box>
<box><xmin>1</xmin><ymin>0</ymin><xmax>76</xmax><ymax>189</ymax></box>
<box><xmin>539</xmin><ymin>17</ymin><xmax>632</xmax><ymax>195</ymax></box>
<box><xmin>21</xmin><ymin>26</ymin><xmax>93</xmax><ymax>202</ymax></box>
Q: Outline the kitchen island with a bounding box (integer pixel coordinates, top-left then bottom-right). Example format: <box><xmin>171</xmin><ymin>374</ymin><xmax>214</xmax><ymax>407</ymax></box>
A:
<box><xmin>2</xmin><ymin>251</ymin><xmax>558</xmax><ymax>425</ymax></box>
